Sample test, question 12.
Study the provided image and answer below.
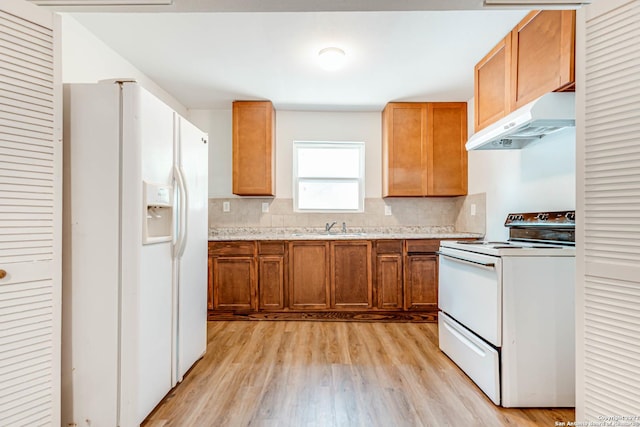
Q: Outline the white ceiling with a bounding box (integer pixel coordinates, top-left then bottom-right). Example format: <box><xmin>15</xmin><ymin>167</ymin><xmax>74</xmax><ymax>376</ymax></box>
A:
<box><xmin>66</xmin><ymin>3</ymin><xmax>529</xmax><ymax>111</ymax></box>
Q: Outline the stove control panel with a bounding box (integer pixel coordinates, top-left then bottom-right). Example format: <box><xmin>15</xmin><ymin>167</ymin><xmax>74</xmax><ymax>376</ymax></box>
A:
<box><xmin>505</xmin><ymin>211</ymin><xmax>576</xmax><ymax>228</ymax></box>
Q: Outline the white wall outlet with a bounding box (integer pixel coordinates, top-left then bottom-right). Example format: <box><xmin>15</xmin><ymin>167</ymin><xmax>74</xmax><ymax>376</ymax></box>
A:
<box><xmin>384</xmin><ymin>205</ymin><xmax>392</xmax><ymax>216</ymax></box>
<box><xmin>223</xmin><ymin>201</ymin><xmax>230</xmax><ymax>212</ymax></box>
<box><xmin>262</xmin><ymin>202</ymin><xmax>269</xmax><ymax>213</ymax></box>
<box><xmin>471</xmin><ymin>203</ymin><xmax>476</xmax><ymax>216</ymax></box>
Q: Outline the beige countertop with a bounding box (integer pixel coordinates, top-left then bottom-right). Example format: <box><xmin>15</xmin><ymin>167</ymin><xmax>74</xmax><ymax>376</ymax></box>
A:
<box><xmin>209</xmin><ymin>226</ymin><xmax>483</xmax><ymax>241</ymax></box>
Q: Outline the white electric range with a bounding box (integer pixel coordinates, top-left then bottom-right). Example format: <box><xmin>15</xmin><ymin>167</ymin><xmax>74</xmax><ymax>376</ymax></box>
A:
<box><xmin>437</xmin><ymin>211</ymin><xmax>575</xmax><ymax>408</ymax></box>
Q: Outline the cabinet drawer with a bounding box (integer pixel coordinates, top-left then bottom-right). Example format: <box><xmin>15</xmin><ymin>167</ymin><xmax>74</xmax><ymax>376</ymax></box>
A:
<box><xmin>258</xmin><ymin>241</ymin><xmax>285</xmax><ymax>255</ymax></box>
<box><xmin>438</xmin><ymin>313</ymin><xmax>500</xmax><ymax>405</ymax></box>
<box><xmin>209</xmin><ymin>241</ymin><xmax>256</xmax><ymax>256</ymax></box>
<box><xmin>375</xmin><ymin>240</ymin><xmax>403</xmax><ymax>254</ymax></box>
<box><xmin>405</xmin><ymin>239</ymin><xmax>439</xmax><ymax>253</ymax></box>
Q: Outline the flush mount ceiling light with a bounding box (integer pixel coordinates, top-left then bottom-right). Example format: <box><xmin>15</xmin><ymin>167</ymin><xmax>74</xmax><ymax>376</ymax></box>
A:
<box><xmin>318</xmin><ymin>47</ymin><xmax>347</xmax><ymax>72</ymax></box>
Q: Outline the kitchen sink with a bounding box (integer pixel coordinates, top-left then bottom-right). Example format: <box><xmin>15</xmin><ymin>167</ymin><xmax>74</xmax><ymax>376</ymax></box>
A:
<box><xmin>290</xmin><ymin>232</ymin><xmax>366</xmax><ymax>238</ymax></box>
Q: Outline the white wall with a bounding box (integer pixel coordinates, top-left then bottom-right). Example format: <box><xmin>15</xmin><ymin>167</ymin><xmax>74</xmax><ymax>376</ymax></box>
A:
<box><xmin>275</xmin><ymin>111</ymin><xmax>382</xmax><ymax>198</ymax></box>
<box><xmin>60</xmin><ymin>14</ymin><xmax>187</xmax><ymax>116</ymax></box>
<box><xmin>188</xmin><ymin>109</ymin><xmax>232</xmax><ymax>197</ymax></box>
<box><xmin>189</xmin><ymin>109</ymin><xmax>382</xmax><ymax>199</ymax></box>
<box><xmin>468</xmin><ymin>126</ymin><xmax>576</xmax><ymax>240</ymax></box>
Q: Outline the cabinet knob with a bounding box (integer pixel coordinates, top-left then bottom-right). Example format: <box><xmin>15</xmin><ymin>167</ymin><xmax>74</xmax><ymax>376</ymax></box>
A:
<box><xmin>0</xmin><ymin>269</ymin><xmax>6</xmax><ymax>279</ymax></box>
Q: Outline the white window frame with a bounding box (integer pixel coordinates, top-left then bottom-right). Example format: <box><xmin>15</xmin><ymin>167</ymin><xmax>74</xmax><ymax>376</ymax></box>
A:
<box><xmin>293</xmin><ymin>141</ymin><xmax>365</xmax><ymax>213</ymax></box>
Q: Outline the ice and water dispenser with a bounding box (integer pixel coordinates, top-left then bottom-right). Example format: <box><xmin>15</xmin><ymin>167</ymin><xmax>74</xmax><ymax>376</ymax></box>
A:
<box><xmin>143</xmin><ymin>181</ymin><xmax>173</xmax><ymax>244</ymax></box>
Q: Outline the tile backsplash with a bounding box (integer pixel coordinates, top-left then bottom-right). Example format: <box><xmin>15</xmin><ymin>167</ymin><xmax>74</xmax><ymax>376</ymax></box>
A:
<box><xmin>209</xmin><ymin>194</ymin><xmax>486</xmax><ymax>234</ymax></box>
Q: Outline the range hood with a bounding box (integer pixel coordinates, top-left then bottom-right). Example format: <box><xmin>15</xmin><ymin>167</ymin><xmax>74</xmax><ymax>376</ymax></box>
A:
<box><xmin>466</xmin><ymin>92</ymin><xmax>575</xmax><ymax>151</ymax></box>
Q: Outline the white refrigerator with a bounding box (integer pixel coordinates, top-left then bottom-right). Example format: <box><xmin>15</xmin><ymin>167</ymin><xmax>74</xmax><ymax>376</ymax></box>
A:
<box><xmin>62</xmin><ymin>81</ymin><xmax>208</xmax><ymax>426</ymax></box>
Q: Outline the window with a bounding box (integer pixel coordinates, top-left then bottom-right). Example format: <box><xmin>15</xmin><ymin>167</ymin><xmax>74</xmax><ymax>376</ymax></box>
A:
<box><xmin>293</xmin><ymin>141</ymin><xmax>365</xmax><ymax>212</ymax></box>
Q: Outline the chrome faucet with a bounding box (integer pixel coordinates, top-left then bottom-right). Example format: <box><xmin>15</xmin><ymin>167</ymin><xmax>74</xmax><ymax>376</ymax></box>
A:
<box><xmin>342</xmin><ymin>222</ymin><xmax>347</xmax><ymax>233</ymax></box>
<box><xmin>325</xmin><ymin>221</ymin><xmax>337</xmax><ymax>233</ymax></box>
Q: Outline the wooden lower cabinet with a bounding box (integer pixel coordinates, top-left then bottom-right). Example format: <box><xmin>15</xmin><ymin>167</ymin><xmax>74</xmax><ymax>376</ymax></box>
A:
<box><xmin>208</xmin><ymin>238</ymin><xmax>446</xmax><ymax>315</ymax></box>
<box><xmin>374</xmin><ymin>240</ymin><xmax>404</xmax><ymax>310</ymax></box>
<box><xmin>331</xmin><ymin>241</ymin><xmax>372</xmax><ymax>309</ymax></box>
<box><xmin>258</xmin><ymin>242</ymin><xmax>286</xmax><ymax>310</ymax></box>
<box><xmin>288</xmin><ymin>241</ymin><xmax>330</xmax><ymax>310</ymax></box>
<box><xmin>404</xmin><ymin>253</ymin><xmax>438</xmax><ymax>311</ymax></box>
<box><xmin>209</xmin><ymin>241</ymin><xmax>257</xmax><ymax>311</ymax></box>
<box><xmin>207</xmin><ymin>255</ymin><xmax>214</xmax><ymax>310</ymax></box>
<box><xmin>376</xmin><ymin>254</ymin><xmax>403</xmax><ymax>310</ymax></box>
<box><xmin>212</xmin><ymin>256</ymin><xmax>256</xmax><ymax>310</ymax></box>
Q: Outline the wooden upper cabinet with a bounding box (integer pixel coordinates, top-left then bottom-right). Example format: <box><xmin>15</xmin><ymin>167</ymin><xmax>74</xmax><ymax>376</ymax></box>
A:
<box><xmin>382</xmin><ymin>102</ymin><xmax>467</xmax><ymax>197</ymax></box>
<box><xmin>474</xmin><ymin>10</ymin><xmax>575</xmax><ymax>132</ymax></box>
<box><xmin>382</xmin><ymin>102</ymin><xmax>427</xmax><ymax>197</ymax></box>
<box><xmin>232</xmin><ymin>101</ymin><xmax>275</xmax><ymax>196</ymax></box>
<box><xmin>474</xmin><ymin>34</ymin><xmax>511</xmax><ymax>132</ymax></box>
<box><xmin>427</xmin><ymin>103</ymin><xmax>467</xmax><ymax>196</ymax></box>
<box><xmin>511</xmin><ymin>10</ymin><xmax>576</xmax><ymax>110</ymax></box>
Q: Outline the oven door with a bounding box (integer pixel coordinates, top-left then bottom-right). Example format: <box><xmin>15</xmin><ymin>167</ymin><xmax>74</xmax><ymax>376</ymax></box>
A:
<box><xmin>438</xmin><ymin>247</ymin><xmax>502</xmax><ymax>346</ymax></box>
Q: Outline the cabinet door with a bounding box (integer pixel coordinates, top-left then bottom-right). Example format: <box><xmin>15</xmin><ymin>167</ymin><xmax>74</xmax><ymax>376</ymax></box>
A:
<box><xmin>404</xmin><ymin>254</ymin><xmax>438</xmax><ymax>311</ymax></box>
<box><xmin>212</xmin><ymin>256</ymin><xmax>256</xmax><ymax>310</ymax></box>
<box><xmin>259</xmin><ymin>256</ymin><xmax>285</xmax><ymax>310</ymax></box>
<box><xmin>289</xmin><ymin>242</ymin><xmax>330</xmax><ymax>310</ymax></box>
<box><xmin>376</xmin><ymin>254</ymin><xmax>403</xmax><ymax>310</ymax></box>
<box><xmin>426</xmin><ymin>103</ymin><xmax>468</xmax><ymax>196</ymax></box>
<box><xmin>258</xmin><ymin>241</ymin><xmax>286</xmax><ymax>310</ymax></box>
<box><xmin>207</xmin><ymin>254</ymin><xmax>213</xmax><ymax>310</ymax></box>
<box><xmin>511</xmin><ymin>10</ymin><xmax>575</xmax><ymax>110</ymax></box>
<box><xmin>474</xmin><ymin>34</ymin><xmax>511</xmax><ymax>132</ymax></box>
<box><xmin>232</xmin><ymin>101</ymin><xmax>274</xmax><ymax>196</ymax></box>
<box><xmin>382</xmin><ymin>103</ymin><xmax>427</xmax><ymax>196</ymax></box>
<box><xmin>331</xmin><ymin>241</ymin><xmax>372</xmax><ymax>309</ymax></box>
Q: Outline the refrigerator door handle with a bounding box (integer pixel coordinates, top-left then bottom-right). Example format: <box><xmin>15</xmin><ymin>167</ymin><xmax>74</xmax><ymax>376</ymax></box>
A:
<box><xmin>173</xmin><ymin>164</ymin><xmax>189</xmax><ymax>259</ymax></box>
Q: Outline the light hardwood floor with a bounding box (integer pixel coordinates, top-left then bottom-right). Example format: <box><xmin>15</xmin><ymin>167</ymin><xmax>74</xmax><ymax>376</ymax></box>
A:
<box><xmin>143</xmin><ymin>321</ymin><xmax>574</xmax><ymax>426</ymax></box>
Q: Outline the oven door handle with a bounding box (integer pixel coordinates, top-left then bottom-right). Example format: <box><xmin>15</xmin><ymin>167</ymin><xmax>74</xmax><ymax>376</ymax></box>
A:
<box><xmin>436</xmin><ymin>252</ymin><xmax>496</xmax><ymax>269</ymax></box>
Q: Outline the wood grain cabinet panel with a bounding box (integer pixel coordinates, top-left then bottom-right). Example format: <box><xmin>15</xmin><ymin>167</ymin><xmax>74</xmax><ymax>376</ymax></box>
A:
<box><xmin>427</xmin><ymin>103</ymin><xmax>468</xmax><ymax>196</ymax></box>
<box><xmin>376</xmin><ymin>254</ymin><xmax>403</xmax><ymax>310</ymax></box>
<box><xmin>374</xmin><ymin>240</ymin><xmax>403</xmax><ymax>310</ymax></box>
<box><xmin>232</xmin><ymin>101</ymin><xmax>275</xmax><ymax>196</ymax></box>
<box><xmin>209</xmin><ymin>241</ymin><xmax>257</xmax><ymax>311</ymax></box>
<box><xmin>331</xmin><ymin>241</ymin><xmax>372</xmax><ymax>309</ymax></box>
<box><xmin>207</xmin><ymin>255</ymin><xmax>213</xmax><ymax>310</ymax></box>
<box><xmin>288</xmin><ymin>241</ymin><xmax>330</xmax><ymax>310</ymax></box>
<box><xmin>259</xmin><ymin>257</ymin><xmax>285</xmax><ymax>310</ymax></box>
<box><xmin>404</xmin><ymin>239</ymin><xmax>440</xmax><ymax>311</ymax></box>
<box><xmin>404</xmin><ymin>254</ymin><xmax>438</xmax><ymax>311</ymax></box>
<box><xmin>258</xmin><ymin>242</ymin><xmax>286</xmax><ymax>310</ymax></box>
<box><xmin>474</xmin><ymin>34</ymin><xmax>511</xmax><ymax>132</ymax></box>
<box><xmin>511</xmin><ymin>10</ymin><xmax>576</xmax><ymax>110</ymax></box>
<box><xmin>382</xmin><ymin>102</ymin><xmax>427</xmax><ymax>196</ymax></box>
<box><xmin>212</xmin><ymin>256</ymin><xmax>256</xmax><ymax>311</ymax></box>
<box><xmin>382</xmin><ymin>102</ymin><xmax>467</xmax><ymax>197</ymax></box>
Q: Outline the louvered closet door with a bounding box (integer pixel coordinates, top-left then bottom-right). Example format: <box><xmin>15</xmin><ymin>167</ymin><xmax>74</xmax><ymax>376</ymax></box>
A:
<box><xmin>578</xmin><ymin>0</ymin><xmax>640</xmax><ymax>419</ymax></box>
<box><xmin>0</xmin><ymin>1</ymin><xmax>60</xmax><ymax>426</ymax></box>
